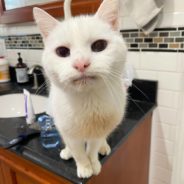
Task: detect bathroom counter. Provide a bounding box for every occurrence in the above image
[0,80,157,184]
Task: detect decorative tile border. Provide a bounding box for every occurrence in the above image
[3,27,184,52]
[121,27,184,52]
[4,34,43,49]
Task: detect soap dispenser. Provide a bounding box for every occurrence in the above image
[15,52,28,84]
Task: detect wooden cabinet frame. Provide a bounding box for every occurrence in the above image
[0,0,101,24]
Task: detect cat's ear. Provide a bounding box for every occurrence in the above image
[95,0,119,30]
[33,7,59,39]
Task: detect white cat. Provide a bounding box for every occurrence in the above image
[33,0,127,178]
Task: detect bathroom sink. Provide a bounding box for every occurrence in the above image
[0,93,47,118]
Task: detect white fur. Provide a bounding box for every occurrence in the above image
[33,0,127,178]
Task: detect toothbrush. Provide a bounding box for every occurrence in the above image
[3,130,40,149]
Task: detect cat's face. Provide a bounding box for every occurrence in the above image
[34,0,127,92]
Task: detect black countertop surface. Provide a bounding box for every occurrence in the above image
[0,80,157,184]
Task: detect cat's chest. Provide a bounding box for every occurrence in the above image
[52,88,125,138]
[63,101,122,138]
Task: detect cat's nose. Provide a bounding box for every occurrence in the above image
[73,59,91,73]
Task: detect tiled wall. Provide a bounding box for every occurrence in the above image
[4,34,43,49]
[127,50,184,184]
[3,27,184,52]
[120,0,184,183]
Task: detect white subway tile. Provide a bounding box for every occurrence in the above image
[16,24,39,35]
[6,22,40,35]
[163,0,184,13]
[155,122,177,142]
[119,16,138,30]
[6,26,17,35]
[0,39,6,56]
[155,138,174,156]
[119,0,130,17]
[150,178,168,184]
[0,25,7,36]
[153,152,173,171]
[156,107,178,125]
[157,72,183,91]
[177,53,184,72]
[140,52,178,72]
[163,0,173,13]
[161,12,184,28]
[120,12,184,30]
[135,70,158,80]
[152,166,172,183]
[126,51,140,69]
[26,50,43,64]
[158,90,180,109]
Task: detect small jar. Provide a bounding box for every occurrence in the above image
[0,56,10,83]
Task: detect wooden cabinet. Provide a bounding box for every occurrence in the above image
[0,0,101,24]
[0,149,71,184]
[0,113,152,184]
[88,114,152,184]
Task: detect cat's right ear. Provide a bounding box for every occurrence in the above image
[33,7,59,39]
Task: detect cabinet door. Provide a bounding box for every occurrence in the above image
[16,172,40,184]
[0,161,16,184]
[88,114,152,184]
[0,149,71,184]
[0,162,5,184]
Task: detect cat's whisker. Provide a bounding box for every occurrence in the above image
[101,75,122,108]
[127,95,146,114]
[100,75,115,103]
[131,83,151,102]
[35,84,48,95]
[109,71,151,102]
[34,82,47,95]
[34,78,50,95]
[107,77,125,108]
[106,76,146,114]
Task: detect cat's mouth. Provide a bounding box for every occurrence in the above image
[72,75,97,85]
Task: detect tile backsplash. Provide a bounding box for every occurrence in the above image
[4,34,43,49]
[122,27,184,52]
[3,27,184,52]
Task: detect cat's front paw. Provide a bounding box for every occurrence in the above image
[91,160,101,175]
[77,164,93,178]
[60,147,72,160]
[99,142,111,156]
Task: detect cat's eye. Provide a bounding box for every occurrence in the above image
[56,46,70,57]
[91,40,108,52]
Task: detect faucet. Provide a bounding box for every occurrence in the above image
[28,65,45,89]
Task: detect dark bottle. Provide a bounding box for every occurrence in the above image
[15,52,28,84]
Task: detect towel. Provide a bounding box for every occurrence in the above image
[124,0,165,34]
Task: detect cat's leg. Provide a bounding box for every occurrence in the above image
[64,137,93,178]
[60,146,72,160]
[87,139,103,175]
[99,139,111,156]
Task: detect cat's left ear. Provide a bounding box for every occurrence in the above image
[33,7,59,40]
[95,0,119,30]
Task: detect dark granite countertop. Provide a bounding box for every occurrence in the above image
[0,80,157,184]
